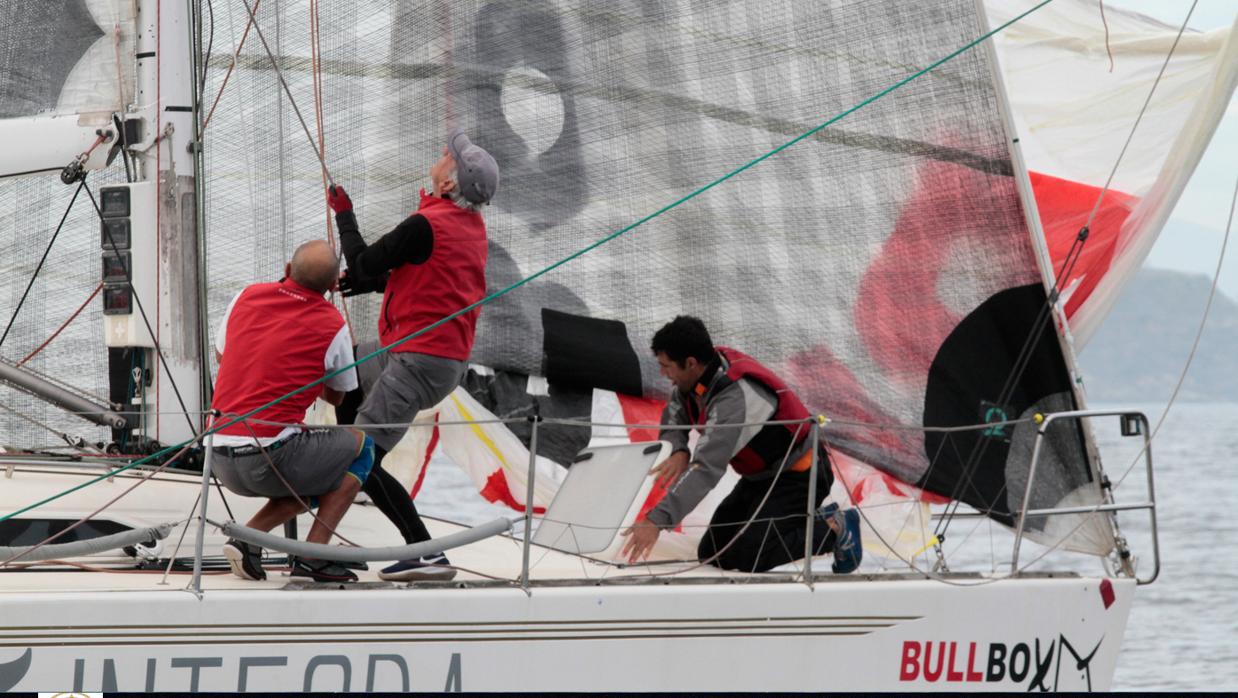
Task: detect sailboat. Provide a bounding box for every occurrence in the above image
[0,0,1233,691]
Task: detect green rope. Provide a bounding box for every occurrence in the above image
[0,0,1052,524]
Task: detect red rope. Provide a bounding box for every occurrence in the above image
[202,0,263,132]
[308,0,356,343]
[17,282,103,367]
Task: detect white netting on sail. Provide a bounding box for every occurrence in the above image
[0,0,1115,552]
[198,0,1103,545]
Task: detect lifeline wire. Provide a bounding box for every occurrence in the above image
[1015,168,1238,576]
[0,0,1055,524]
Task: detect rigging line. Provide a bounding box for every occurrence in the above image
[1084,0,1196,230]
[0,0,1055,522]
[198,0,216,133]
[201,0,262,132]
[933,236,1089,532]
[17,283,104,367]
[935,1,1198,538]
[965,165,1229,575]
[84,181,197,435]
[0,179,87,351]
[234,417,362,547]
[0,431,204,568]
[237,0,335,188]
[1115,170,1237,489]
[0,401,82,450]
[306,0,354,341]
[936,237,1092,518]
[1098,0,1115,73]
[161,489,199,584]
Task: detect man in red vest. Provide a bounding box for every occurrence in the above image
[620,315,863,574]
[326,129,497,582]
[211,240,376,583]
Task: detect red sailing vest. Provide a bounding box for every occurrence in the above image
[379,190,488,359]
[688,347,812,475]
[212,279,345,437]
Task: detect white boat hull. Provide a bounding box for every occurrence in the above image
[0,575,1132,692]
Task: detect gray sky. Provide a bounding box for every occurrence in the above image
[1107,0,1237,298]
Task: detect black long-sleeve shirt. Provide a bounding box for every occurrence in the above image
[335,209,434,285]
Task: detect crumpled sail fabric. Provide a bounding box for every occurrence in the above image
[198,0,1177,559]
[987,0,1238,346]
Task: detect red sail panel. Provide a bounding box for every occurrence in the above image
[1029,171,1137,319]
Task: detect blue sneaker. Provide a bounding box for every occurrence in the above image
[379,553,457,581]
[832,508,863,574]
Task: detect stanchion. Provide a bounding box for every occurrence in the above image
[519,416,540,591]
[803,420,820,587]
[190,415,215,596]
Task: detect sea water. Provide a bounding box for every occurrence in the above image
[412,401,1238,692]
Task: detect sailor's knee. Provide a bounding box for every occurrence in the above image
[346,434,376,487]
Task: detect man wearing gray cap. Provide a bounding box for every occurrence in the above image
[327,128,499,581]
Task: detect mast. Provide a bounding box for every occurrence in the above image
[103,0,203,447]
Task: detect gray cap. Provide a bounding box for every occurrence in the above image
[447,128,499,205]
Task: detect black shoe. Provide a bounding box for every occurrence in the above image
[378,553,457,582]
[222,538,266,581]
[290,557,358,583]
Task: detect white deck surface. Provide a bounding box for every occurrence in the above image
[0,458,753,595]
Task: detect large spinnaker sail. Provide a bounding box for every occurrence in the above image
[988,0,1238,346]
[200,0,1112,554]
[4,1,1226,561]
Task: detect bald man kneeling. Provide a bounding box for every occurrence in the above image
[210,240,375,583]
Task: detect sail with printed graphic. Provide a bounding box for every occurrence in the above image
[1,0,1234,562]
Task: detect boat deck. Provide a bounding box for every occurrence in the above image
[0,458,786,596]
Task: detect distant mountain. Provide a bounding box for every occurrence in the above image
[1078,267,1238,403]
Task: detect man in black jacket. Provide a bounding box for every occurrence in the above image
[327,129,498,582]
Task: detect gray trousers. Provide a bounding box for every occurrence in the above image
[355,340,467,451]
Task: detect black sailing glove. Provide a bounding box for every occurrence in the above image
[338,269,388,297]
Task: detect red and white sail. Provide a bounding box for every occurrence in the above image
[988,0,1238,345]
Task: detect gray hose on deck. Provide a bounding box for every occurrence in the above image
[219,517,515,562]
[0,523,173,563]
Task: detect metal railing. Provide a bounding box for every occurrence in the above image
[5,408,1155,593]
[1010,410,1159,584]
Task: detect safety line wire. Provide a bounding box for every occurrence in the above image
[1014,168,1238,577]
[0,429,205,567]
[0,0,1053,525]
